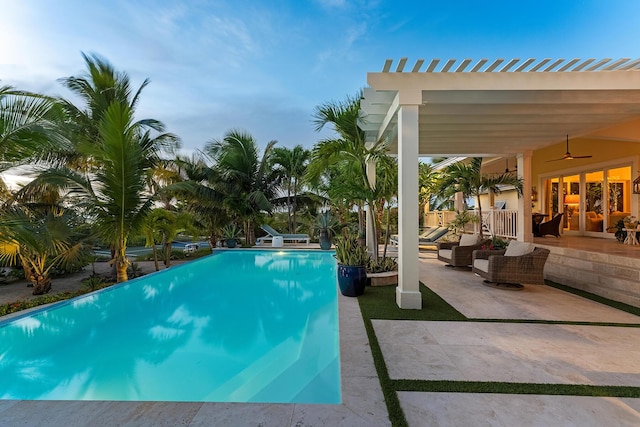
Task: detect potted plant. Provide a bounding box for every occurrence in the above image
[448,209,480,236]
[314,210,339,250]
[481,235,510,250]
[221,223,242,248]
[366,257,398,286]
[334,232,369,297]
[607,219,627,242]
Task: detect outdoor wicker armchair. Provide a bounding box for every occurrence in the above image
[535,213,563,237]
[437,235,491,268]
[472,246,550,290]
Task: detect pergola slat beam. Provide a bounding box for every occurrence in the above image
[455,59,472,72]
[604,58,631,70]
[514,58,535,72]
[585,58,612,71]
[557,58,580,72]
[529,58,551,72]
[499,59,520,72]
[470,59,487,72]
[426,59,440,72]
[396,57,408,72]
[571,58,596,71]
[543,58,565,72]
[441,59,456,72]
[485,59,504,72]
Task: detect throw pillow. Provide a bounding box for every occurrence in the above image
[459,234,478,247]
[504,241,534,257]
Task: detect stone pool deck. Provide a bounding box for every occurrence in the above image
[1,254,640,425]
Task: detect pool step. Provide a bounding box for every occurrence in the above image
[204,326,305,402]
[252,308,339,403]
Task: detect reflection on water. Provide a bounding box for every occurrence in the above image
[0,250,339,403]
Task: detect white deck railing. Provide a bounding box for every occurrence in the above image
[425,209,518,239]
[478,209,518,239]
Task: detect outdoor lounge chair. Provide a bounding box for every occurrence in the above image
[256,224,310,245]
[472,241,550,290]
[535,213,563,237]
[390,226,449,247]
[437,234,490,268]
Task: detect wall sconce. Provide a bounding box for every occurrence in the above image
[634,176,640,194]
[531,187,538,202]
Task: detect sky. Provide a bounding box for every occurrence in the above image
[2,0,640,155]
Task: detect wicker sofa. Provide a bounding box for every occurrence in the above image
[437,234,490,268]
[472,243,550,290]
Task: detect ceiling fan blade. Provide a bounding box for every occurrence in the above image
[545,135,593,161]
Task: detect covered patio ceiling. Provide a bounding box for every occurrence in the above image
[360,58,640,157]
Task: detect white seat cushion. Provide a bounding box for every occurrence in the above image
[438,249,453,261]
[504,241,534,257]
[459,234,478,247]
[473,259,489,273]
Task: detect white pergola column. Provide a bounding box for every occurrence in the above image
[396,104,422,309]
[517,153,533,242]
[365,159,376,255]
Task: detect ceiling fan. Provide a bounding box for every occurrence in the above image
[546,135,593,162]
[504,158,517,173]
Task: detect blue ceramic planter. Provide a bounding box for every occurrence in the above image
[337,264,367,297]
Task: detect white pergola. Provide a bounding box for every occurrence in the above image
[360,57,640,309]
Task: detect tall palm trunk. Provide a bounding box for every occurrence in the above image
[476,190,484,238]
[114,240,129,283]
[292,178,299,233]
[22,259,52,295]
[152,245,160,271]
[286,178,293,233]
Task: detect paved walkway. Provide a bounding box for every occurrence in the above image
[2,254,640,425]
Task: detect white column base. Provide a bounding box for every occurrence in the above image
[396,287,422,310]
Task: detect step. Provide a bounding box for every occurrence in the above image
[541,245,640,308]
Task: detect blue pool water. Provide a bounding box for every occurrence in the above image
[0,250,340,403]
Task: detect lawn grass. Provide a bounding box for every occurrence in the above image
[358,281,640,426]
[358,282,466,321]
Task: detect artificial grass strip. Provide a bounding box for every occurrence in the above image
[392,380,640,398]
[469,318,640,327]
[360,306,409,427]
[358,282,466,321]
[546,280,640,317]
[357,280,640,427]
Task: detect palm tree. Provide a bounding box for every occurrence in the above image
[205,130,279,245]
[271,145,310,233]
[162,153,228,248]
[144,208,195,269]
[24,55,178,282]
[307,93,390,260]
[0,85,67,195]
[0,205,85,295]
[436,157,523,237]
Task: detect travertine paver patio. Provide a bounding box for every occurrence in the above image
[379,253,640,426]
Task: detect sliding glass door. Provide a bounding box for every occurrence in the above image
[542,165,632,237]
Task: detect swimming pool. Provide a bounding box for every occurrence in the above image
[0,250,340,403]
